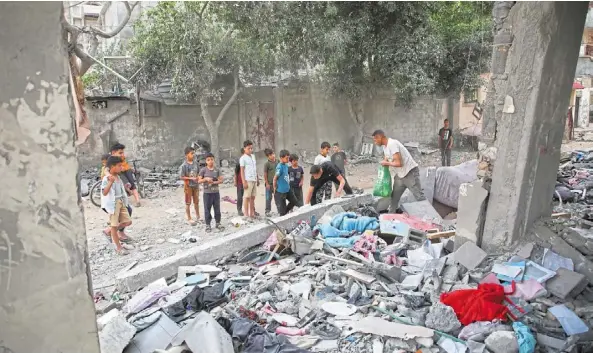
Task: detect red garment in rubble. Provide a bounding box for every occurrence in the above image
[440,283,509,326]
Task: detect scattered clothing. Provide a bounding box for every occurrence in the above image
[512,322,536,353]
[330,212,379,233]
[222,318,310,353]
[440,283,509,326]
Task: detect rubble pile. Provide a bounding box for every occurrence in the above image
[95,201,593,353]
[555,149,593,205]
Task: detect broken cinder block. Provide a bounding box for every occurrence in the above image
[453,241,487,270]
[546,267,588,300]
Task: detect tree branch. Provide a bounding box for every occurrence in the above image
[199,2,209,18]
[215,71,241,128]
[84,1,139,39]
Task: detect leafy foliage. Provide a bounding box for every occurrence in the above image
[219,1,492,106]
[130,1,276,103]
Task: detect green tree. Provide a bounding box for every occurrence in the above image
[130,1,275,156]
[220,2,491,151]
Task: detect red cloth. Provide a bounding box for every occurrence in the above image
[440,283,509,325]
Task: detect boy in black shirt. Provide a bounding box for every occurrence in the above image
[306,161,353,206]
[288,154,304,206]
[438,119,453,166]
[331,143,347,175]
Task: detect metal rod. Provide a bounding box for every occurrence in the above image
[85,52,129,82]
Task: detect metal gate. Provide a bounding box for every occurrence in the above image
[245,101,275,152]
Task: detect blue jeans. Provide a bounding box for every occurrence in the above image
[265,188,273,213]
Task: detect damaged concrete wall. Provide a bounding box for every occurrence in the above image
[0,2,100,353]
[79,83,445,168]
[481,2,588,252]
[77,99,241,168]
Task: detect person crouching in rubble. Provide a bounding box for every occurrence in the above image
[306,161,353,206]
[180,146,201,226]
[372,129,425,212]
[199,153,225,232]
[101,156,133,256]
[273,150,301,216]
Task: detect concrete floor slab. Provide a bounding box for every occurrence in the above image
[116,194,374,292]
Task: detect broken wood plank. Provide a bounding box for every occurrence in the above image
[427,230,456,240]
[551,212,571,219]
[341,268,376,284]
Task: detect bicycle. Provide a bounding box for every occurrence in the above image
[90,159,145,208]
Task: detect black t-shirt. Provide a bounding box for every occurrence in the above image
[310,161,342,187]
[439,128,453,149]
[331,151,347,174]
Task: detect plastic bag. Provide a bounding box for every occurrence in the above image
[373,166,392,197]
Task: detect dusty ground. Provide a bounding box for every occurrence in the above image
[84,148,479,290]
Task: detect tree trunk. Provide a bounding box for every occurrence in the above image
[347,99,365,153]
[200,96,220,158]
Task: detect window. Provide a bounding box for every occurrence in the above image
[143,101,161,117]
[464,89,478,104]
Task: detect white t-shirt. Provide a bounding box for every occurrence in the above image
[239,154,257,181]
[314,154,331,165]
[383,138,418,178]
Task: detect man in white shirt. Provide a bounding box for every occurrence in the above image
[239,140,259,218]
[372,129,425,212]
[314,141,333,203]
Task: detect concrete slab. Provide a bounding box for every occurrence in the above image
[401,200,443,225]
[453,241,487,270]
[533,225,593,284]
[545,267,588,300]
[455,181,488,250]
[117,194,374,292]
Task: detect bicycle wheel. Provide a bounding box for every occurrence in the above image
[89,180,102,208]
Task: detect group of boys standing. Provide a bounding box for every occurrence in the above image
[232,140,353,219]
[100,120,451,256]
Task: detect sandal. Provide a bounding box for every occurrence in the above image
[115,248,129,256]
[187,220,197,226]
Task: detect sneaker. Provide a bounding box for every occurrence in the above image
[205,225,212,232]
[238,211,244,216]
[265,211,271,217]
[216,224,225,231]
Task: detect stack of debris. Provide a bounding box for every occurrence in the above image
[95,201,592,353]
[555,149,593,205]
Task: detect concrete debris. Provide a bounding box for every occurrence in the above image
[484,331,519,353]
[453,241,487,270]
[96,196,593,353]
[98,309,137,353]
[424,302,462,333]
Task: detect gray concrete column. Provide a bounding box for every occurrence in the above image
[0,2,100,353]
[481,2,588,252]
